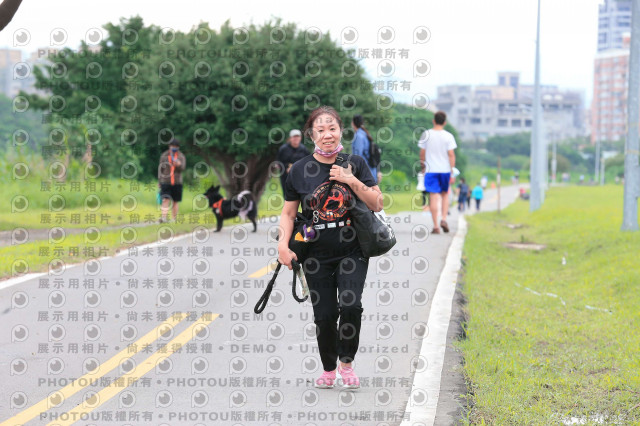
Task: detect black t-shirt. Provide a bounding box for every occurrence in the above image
[457,183,469,198]
[277,143,310,179]
[284,153,377,258]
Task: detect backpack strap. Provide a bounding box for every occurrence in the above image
[335,153,355,173]
[314,154,348,214]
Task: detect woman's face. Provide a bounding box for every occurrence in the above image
[312,113,342,152]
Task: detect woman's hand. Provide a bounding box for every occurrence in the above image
[329,163,356,185]
[278,246,298,270]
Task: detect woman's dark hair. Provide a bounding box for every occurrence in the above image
[352,114,373,142]
[303,106,343,141]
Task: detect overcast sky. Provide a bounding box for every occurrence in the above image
[1,0,601,107]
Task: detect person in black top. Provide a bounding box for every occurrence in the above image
[456,177,470,212]
[277,129,310,196]
[278,106,383,390]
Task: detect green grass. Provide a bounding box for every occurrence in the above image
[1,220,209,278]
[1,176,426,278]
[0,179,208,230]
[1,176,426,231]
[458,185,640,424]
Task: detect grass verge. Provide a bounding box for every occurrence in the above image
[2,177,427,279]
[457,185,640,424]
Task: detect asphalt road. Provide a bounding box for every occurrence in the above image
[0,185,525,426]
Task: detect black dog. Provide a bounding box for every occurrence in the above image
[204,185,258,232]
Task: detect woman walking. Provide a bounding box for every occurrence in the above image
[456,177,469,212]
[472,182,484,211]
[351,114,378,183]
[277,106,383,390]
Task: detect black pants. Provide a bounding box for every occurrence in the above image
[458,197,467,212]
[303,248,368,372]
[475,198,481,210]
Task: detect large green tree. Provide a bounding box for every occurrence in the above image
[22,16,160,178]
[130,19,386,198]
[25,17,389,199]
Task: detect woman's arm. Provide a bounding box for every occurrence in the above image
[350,180,383,212]
[277,200,300,269]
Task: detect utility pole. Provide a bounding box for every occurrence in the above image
[594,139,601,183]
[600,156,605,186]
[497,156,501,213]
[542,129,548,194]
[622,0,640,230]
[551,139,557,184]
[530,0,543,212]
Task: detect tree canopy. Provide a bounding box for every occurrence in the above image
[23,16,390,199]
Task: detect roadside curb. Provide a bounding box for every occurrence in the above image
[400,213,468,426]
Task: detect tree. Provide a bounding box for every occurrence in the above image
[23,17,389,197]
[486,132,531,157]
[22,16,160,179]
[0,93,46,151]
[130,19,387,198]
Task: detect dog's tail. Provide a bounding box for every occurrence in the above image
[236,190,254,220]
[238,201,254,220]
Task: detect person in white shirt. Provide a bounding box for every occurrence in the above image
[418,111,457,234]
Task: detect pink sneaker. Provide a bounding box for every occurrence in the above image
[315,370,336,389]
[337,364,360,390]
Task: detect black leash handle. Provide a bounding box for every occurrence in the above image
[254,262,282,314]
[253,260,307,314]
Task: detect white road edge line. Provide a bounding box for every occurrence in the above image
[400,213,468,426]
[0,222,248,292]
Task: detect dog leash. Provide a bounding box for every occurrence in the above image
[254,259,308,314]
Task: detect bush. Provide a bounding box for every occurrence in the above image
[502,154,529,171]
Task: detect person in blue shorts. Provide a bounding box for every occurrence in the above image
[418,111,457,234]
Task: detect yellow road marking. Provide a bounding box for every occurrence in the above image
[248,261,278,278]
[47,313,219,426]
[1,313,190,426]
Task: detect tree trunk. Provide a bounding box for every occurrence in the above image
[82,143,93,164]
[196,147,277,203]
[247,154,276,201]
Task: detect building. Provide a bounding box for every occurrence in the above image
[0,48,23,98]
[0,48,57,99]
[591,33,630,144]
[434,72,585,143]
[597,0,632,52]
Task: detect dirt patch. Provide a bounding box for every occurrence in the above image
[505,223,525,229]
[503,242,546,251]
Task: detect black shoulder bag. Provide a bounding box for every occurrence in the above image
[338,154,397,258]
